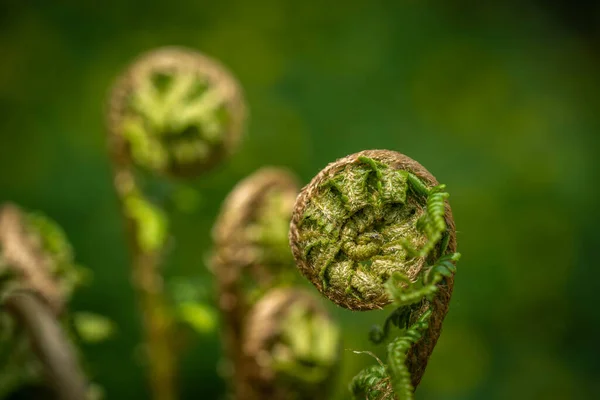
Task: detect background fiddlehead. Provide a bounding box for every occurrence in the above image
[212,167,340,399]
[107,46,246,177]
[289,149,458,398]
[212,167,300,293]
[0,204,89,400]
[242,288,340,400]
[106,46,247,400]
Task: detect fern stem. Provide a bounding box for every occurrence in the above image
[106,47,247,400]
[111,166,177,400]
[3,290,88,400]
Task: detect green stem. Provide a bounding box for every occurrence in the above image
[112,166,177,400]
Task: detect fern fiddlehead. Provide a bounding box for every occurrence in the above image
[289,149,459,398]
[243,288,340,400]
[0,203,88,400]
[212,168,340,399]
[106,46,246,400]
[107,46,246,177]
[212,167,300,292]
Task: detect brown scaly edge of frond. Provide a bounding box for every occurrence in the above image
[289,149,457,390]
[213,167,299,274]
[211,168,299,399]
[105,46,247,177]
[0,203,64,314]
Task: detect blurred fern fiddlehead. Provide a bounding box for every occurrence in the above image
[106,46,246,400]
[212,168,340,399]
[243,288,340,400]
[289,150,459,399]
[0,203,88,400]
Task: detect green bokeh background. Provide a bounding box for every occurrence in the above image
[1,1,599,398]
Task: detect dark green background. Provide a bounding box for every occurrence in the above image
[1,1,599,398]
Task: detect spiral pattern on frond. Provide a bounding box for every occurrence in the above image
[290,150,456,311]
[243,288,340,400]
[290,149,457,390]
[107,46,246,177]
[349,365,390,400]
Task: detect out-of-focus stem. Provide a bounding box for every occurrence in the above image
[213,253,246,399]
[3,290,88,400]
[112,166,177,400]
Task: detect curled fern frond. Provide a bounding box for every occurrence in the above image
[212,168,304,399]
[107,46,247,177]
[289,149,456,311]
[243,288,340,400]
[213,167,300,292]
[0,203,81,313]
[105,46,248,400]
[0,204,91,399]
[289,149,458,392]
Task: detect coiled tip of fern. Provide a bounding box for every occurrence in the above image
[0,203,77,314]
[289,149,457,389]
[107,46,247,177]
[242,288,340,399]
[212,167,300,290]
[289,149,456,311]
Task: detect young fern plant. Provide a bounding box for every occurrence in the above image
[289,150,459,399]
[212,168,341,400]
[243,288,340,400]
[106,46,246,400]
[0,203,89,400]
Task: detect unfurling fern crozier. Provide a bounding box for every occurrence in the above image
[243,288,340,400]
[212,168,306,399]
[289,149,457,390]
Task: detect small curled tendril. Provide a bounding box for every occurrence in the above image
[349,365,389,400]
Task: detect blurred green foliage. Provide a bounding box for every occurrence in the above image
[0,0,598,398]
